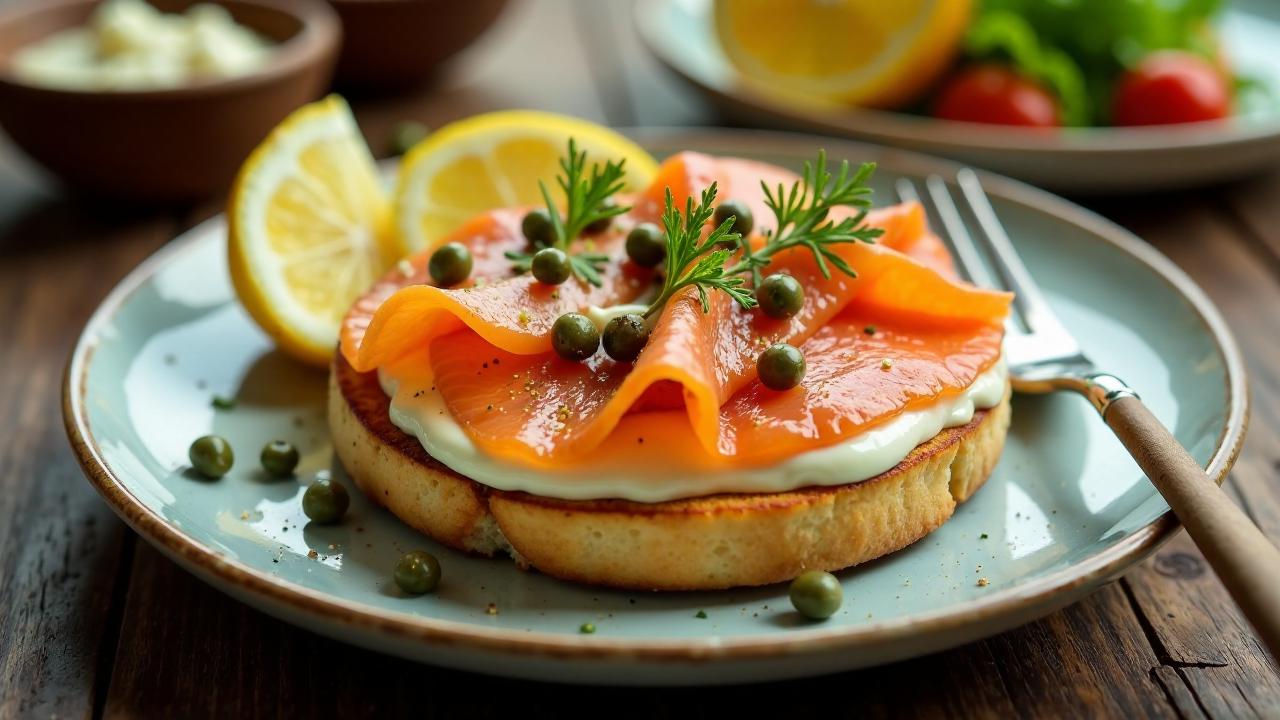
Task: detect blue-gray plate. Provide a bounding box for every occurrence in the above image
[64,130,1246,685]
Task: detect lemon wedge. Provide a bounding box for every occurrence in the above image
[714,0,971,108]
[393,110,659,253]
[228,95,396,367]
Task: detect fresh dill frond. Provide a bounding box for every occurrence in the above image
[729,150,884,285]
[505,138,630,286]
[549,138,630,242]
[643,185,755,319]
[568,252,611,287]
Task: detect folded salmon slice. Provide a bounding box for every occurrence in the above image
[341,153,798,368]
[340,152,1011,470]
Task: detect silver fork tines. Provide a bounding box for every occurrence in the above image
[896,171,1134,415]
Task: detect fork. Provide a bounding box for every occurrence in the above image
[898,169,1280,660]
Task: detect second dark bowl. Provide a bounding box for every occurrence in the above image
[329,0,508,92]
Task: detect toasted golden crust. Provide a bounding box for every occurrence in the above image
[329,354,1010,590]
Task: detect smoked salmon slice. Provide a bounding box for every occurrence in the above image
[340,152,1011,470]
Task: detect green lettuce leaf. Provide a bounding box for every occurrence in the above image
[964,0,1226,125]
[965,11,1091,126]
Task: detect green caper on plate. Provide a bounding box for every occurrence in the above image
[188,435,233,479]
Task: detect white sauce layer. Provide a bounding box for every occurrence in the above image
[377,352,1007,503]
[585,303,650,329]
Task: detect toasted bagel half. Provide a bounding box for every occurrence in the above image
[329,354,1010,591]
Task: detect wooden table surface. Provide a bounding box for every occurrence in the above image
[2,1,1279,717]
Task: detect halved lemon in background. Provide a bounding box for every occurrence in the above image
[393,110,659,253]
[228,95,396,367]
[714,0,971,108]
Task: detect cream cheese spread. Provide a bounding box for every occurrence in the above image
[376,349,1007,503]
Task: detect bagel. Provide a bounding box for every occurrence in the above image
[329,353,1010,591]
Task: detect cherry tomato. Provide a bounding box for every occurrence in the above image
[1112,51,1231,126]
[932,65,1061,127]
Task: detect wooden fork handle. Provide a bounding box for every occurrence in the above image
[1105,395,1280,660]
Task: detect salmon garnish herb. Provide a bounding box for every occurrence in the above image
[505,138,629,286]
[644,183,751,318]
[641,151,884,322]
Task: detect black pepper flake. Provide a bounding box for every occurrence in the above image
[493,358,501,365]
[483,362,489,369]
[637,437,645,444]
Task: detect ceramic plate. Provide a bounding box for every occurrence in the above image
[64,130,1246,686]
[637,0,1280,193]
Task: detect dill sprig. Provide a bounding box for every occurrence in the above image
[640,151,883,320]
[643,185,755,319]
[505,138,630,286]
[729,151,883,286]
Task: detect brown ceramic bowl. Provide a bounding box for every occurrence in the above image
[328,0,507,92]
[0,0,340,202]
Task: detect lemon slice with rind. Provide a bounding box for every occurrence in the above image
[393,110,659,253]
[228,95,395,367]
[714,0,971,108]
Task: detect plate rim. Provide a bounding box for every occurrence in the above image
[62,128,1249,663]
[635,0,1280,155]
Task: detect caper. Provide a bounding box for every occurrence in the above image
[714,199,754,238]
[260,440,299,478]
[757,342,806,391]
[602,314,650,362]
[789,569,843,620]
[302,478,349,524]
[522,208,556,248]
[531,247,571,285]
[188,435,233,479]
[428,242,472,287]
[551,312,600,361]
[757,273,805,320]
[394,550,442,595]
[389,120,428,156]
[583,199,616,235]
[625,222,665,268]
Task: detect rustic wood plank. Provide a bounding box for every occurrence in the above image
[1124,535,1280,718]
[1152,665,1209,720]
[1219,170,1280,271]
[0,134,177,718]
[1127,534,1280,677]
